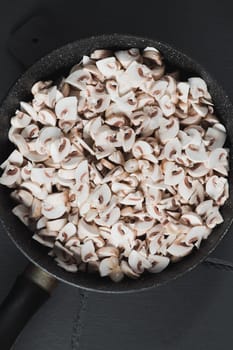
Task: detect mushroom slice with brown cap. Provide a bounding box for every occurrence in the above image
[81,240,98,263]
[196,200,213,217]
[164,161,184,186]
[75,159,89,185]
[33,233,54,248]
[96,57,119,78]
[30,168,54,185]
[206,175,227,201]
[50,137,71,163]
[143,47,163,66]
[159,117,179,144]
[65,69,92,90]
[37,126,62,152]
[117,127,135,152]
[206,207,223,228]
[167,241,193,258]
[91,50,113,60]
[124,159,138,173]
[84,86,111,114]
[0,164,20,187]
[108,150,124,165]
[132,140,153,159]
[216,181,229,206]
[21,124,39,139]
[11,111,32,128]
[149,234,164,254]
[120,260,140,279]
[145,80,167,100]
[177,82,189,103]
[119,61,152,91]
[55,96,78,121]
[120,191,144,206]
[189,180,204,205]
[21,162,32,181]
[188,77,208,99]
[185,226,209,248]
[110,222,135,250]
[41,201,67,220]
[148,255,170,273]
[58,169,75,180]
[46,218,67,232]
[99,257,124,282]
[109,91,137,117]
[187,163,209,178]
[37,216,48,230]
[11,189,33,207]
[206,128,226,150]
[77,218,99,240]
[42,192,67,215]
[181,212,202,226]
[94,206,121,227]
[31,80,52,95]
[115,48,140,68]
[1,150,23,169]
[158,94,176,117]
[37,108,56,126]
[177,177,195,201]
[128,250,151,274]
[164,138,182,161]
[57,223,76,242]
[20,102,37,120]
[12,204,30,226]
[185,143,208,163]
[90,183,112,209]
[97,246,119,259]
[133,217,155,236]
[191,103,208,117]
[105,79,119,101]
[208,148,228,176]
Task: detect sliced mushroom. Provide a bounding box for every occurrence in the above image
[159,117,179,143]
[12,204,30,226]
[11,189,33,207]
[148,255,170,273]
[185,143,208,163]
[206,175,227,201]
[115,48,140,68]
[96,57,119,78]
[120,260,140,279]
[128,250,151,274]
[50,137,71,163]
[57,223,76,242]
[0,164,20,186]
[55,96,78,121]
[185,226,209,248]
[46,218,67,232]
[164,161,184,186]
[81,240,98,262]
[164,138,182,161]
[65,69,92,90]
[99,257,124,282]
[208,148,228,176]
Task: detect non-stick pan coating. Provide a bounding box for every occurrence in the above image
[0,34,232,293]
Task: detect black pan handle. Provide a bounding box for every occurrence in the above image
[0,264,57,349]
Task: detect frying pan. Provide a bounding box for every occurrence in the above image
[0,34,233,349]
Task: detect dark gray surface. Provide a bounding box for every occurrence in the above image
[1,0,233,349]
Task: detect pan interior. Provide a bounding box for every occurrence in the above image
[0,34,233,293]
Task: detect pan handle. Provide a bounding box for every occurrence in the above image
[0,263,57,349]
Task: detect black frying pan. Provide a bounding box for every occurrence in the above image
[0,34,233,349]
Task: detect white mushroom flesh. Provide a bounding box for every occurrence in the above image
[0,46,229,281]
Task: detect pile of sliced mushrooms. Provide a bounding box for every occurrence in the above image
[0,47,229,282]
